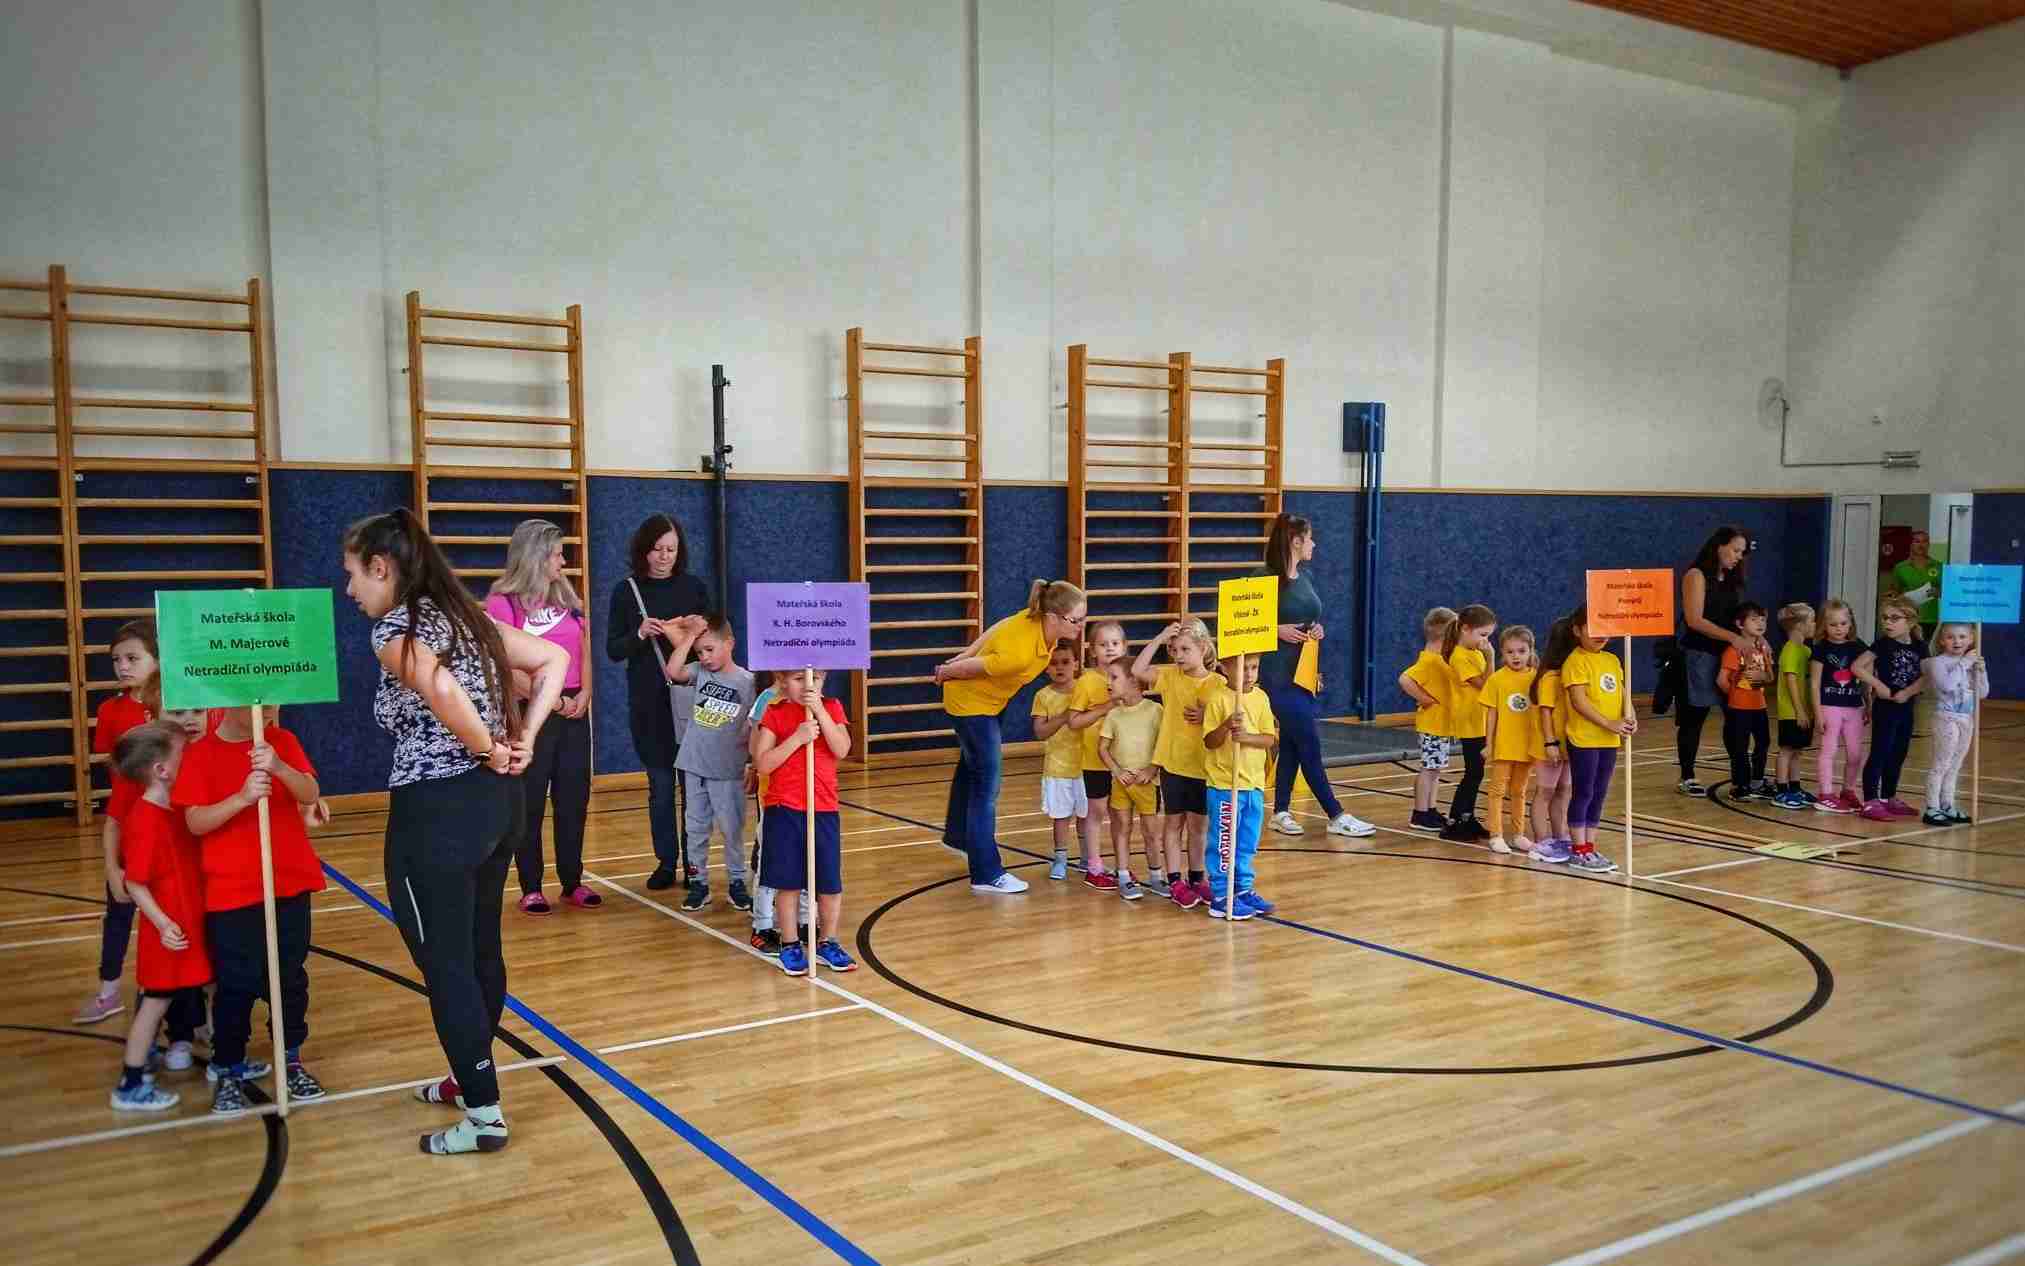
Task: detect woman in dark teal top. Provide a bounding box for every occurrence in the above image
[1258,514,1374,839]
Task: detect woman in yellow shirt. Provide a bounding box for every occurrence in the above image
[1562,604,1638,874]
[934,579,1087,895]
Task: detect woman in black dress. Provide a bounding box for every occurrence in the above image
[606,514,710,889]
[1675,526,1752,796]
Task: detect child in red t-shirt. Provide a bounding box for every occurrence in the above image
[75,620,160,1026]
[172,704,329,1115]
[108,721,211,1111]
[752,670,853,978]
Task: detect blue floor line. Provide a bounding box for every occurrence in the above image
[1263,911,2024,1127]
[321,862,882,1265]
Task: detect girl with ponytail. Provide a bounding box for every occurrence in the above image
[934,579,1088,895]
[341,508,569,1155]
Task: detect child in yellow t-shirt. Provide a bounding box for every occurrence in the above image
[1097,661,1163,902]
[1201,653,1278,920]
[1525,619,1576,865]
[1133,619,1223,909]
[1441,604,1498,843]
[1481,626,1541,855]
[1397,606,1459,833]
[1066,620,1129,888]
[1562,604,1637,873]
[1030,645,1088,882]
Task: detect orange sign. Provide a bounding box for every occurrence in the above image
[1585,569,1675,637]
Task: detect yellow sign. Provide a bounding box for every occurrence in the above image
[1293,637,1320,692]
[1216,575,1278,658]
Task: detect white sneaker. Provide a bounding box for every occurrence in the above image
[1512,836,1534,854]
[971,872,1030,895]
[1488,836,1512,854]
[1270,811,1305,837]
[1326,813,1376,838]
[163,1040,194,1071]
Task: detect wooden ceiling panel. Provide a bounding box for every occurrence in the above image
[1576,1,2025,68]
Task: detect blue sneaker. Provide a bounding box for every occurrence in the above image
[1772,789,1809,811]
[1237,890,1275,915]
[1048,852,1069,881]
[814,939,857,972]
[208,1058,271,1084]
[1529,838,1572,864]
[778,942,810,976]
[1206,892,1253,921]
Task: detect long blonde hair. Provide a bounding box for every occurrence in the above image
[1026,579,1085,619]
[490,519,581,613]
[1819,598,1856,641]
[1930,621,1978,655]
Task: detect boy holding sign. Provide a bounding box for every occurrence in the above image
[752,670,854,977]
[1201,653,1278,920]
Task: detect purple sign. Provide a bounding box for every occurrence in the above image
[745,581,872,670]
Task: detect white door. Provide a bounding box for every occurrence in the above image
[1829,494,1881,641]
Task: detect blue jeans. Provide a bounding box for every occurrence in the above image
[1205,787,1263,900]
[944,712,1006,884]
[1267,684,1343,819]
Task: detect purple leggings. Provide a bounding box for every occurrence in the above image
[1567,745,1619,830]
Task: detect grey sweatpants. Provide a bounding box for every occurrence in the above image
[682,772,748,886]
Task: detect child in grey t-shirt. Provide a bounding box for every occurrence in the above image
[667,615,756,912]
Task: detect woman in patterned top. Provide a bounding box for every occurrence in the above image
[342,509,568,1156]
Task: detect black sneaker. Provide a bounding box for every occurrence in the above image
[1921,809,1952,827]
[749,927,783,957]
[1409,809,1447,833]
[1730,788,1753,802]
[1749,780,1778,800]
[645,865,677,891]
[1677,780,1707,797]
[680,882,710,912]
[211,1075,250,1117]
[1438,819,1474,842]
[728,880,752,912]
[1464,815,1492,841]
[285,1062,326,1102]
[1946,810,1973,825]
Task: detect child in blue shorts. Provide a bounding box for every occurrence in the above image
[751,669,854,976]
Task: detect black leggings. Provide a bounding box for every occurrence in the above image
[1450,737,1487,819]
[98,886,135,983]
[386,767,516,1109]
[515,707,591,894]
[1863,700,1915,801]
[1677,704,1712,782]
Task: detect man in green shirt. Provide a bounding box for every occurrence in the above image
[1892,530,1943,629]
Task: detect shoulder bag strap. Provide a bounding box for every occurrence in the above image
[627,577,687,744]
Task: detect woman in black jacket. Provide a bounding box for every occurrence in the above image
[606,514,709,888]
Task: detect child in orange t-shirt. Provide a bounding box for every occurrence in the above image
[752,670,853,978]
[75,619,160,1026]
[172,705,329,1115]
[108,722,211,1111]
[1717,602,1775,802]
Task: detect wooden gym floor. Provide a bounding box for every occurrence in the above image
[2,710,2021,1266]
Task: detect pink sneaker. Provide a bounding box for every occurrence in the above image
[73,988,124,1025]
[1170,878,1201,909]
[1842,789,1867,812]
[1815,790,1856,814]
[1084,871,1118,891]
[1884,798,1918,818]
[563,885,603,908]
[1859,799,1894,822]
[518,891,552,916]
[1192,879,1214,908]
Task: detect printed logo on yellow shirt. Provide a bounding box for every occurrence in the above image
[1599,672,1619,694]
[1505,692,1530,713]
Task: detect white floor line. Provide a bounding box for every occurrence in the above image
[1643,856,1774,880]
[587,871,1427,1266]
[1641,877,2025,955]
[1545,1099,2025,1266]
[299,1055,566,1108]
[1945,1232,2025,1266]
[0,932,101,952]
[0,911,99,930]
[597,1005,864,1055]
[0,1100,282,1158]
[1865,810,2025,846]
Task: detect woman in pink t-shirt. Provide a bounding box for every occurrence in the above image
[486,520,597,914]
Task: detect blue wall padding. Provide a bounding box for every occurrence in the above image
[1971,492,2023,701]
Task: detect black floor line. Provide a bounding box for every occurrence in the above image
[305,945,701,1266]
[0,883,108,906]
[0,1023,287,1266]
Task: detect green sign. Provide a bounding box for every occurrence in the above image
[156,588,340,711]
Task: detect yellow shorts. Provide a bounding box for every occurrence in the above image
[1109,779,1159,815]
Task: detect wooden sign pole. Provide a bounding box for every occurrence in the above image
[1225,660,1243,922]
[250,704,289,1116]
[1972,622,1983,822]
[1623,635,1634,880]
[805,666,818,959]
